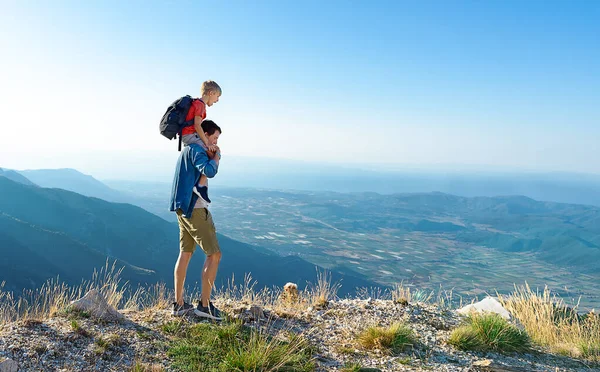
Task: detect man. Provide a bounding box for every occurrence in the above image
[169,120,223,320]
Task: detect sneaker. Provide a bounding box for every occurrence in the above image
[194,301,223,320]
[172,301,195,316]
[193,185,211,203]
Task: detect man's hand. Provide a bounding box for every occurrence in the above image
[208,145,221,160]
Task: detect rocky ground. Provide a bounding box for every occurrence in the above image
[0,298,597,371]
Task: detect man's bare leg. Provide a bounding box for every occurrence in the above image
[201,251,222,307]
[174,251,193,305]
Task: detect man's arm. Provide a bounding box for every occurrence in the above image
[190,146,219,178]
[210,146,220,167]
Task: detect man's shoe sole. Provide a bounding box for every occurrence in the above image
[194,309,222,320]
[172,308,194,316]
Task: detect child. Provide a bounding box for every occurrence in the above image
[180,80,222,203]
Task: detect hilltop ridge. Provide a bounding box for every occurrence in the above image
[0,274,597,372]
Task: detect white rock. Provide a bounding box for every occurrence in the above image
[457,296,511,320]
[0,358,18,372]
[70,289,124,321]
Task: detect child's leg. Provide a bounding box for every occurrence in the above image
[181,134,201,147]
[194,175,211,203]
[182,133,211,202]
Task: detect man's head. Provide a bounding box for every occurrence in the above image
[201,80,222,107]
[201,120,222,146]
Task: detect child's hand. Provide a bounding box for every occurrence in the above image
[208,144,219,153]
[208,146,221,160]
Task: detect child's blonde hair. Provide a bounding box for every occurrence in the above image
[201,80,222,96]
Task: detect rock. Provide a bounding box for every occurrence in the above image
[70,289,124,321]
[471,359,531,371]
[248,305,265,320]
[232,305,266,321]
[457,296,511,320]
[0,358,18,372]
[232,306,247,314]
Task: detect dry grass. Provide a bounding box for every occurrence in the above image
[217,273,273,306]
[355,282,461,311]
[1,279,72,324]
[391,282,412,305]
[124,282,172,312]
[129,361,164,372]
[0,261,134,326]
[215,269,341,318]
[356,286,388,301]
[306,269,341,309]
[499,283,600,361]
[1,264,343,328]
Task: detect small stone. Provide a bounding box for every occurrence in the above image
[247,305,265,320]
[0,358,18,372]
[471,359,531,371]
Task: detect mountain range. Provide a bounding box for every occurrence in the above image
[3,167,599,309]
[0,175,375,295]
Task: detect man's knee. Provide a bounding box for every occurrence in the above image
[209,251,222,261]
[177,251,193,263]
[175,252,192,270]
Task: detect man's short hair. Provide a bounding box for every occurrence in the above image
[201,120,222,136]
[201,80,222,96]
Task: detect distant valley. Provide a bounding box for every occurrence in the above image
[107,179,600,310]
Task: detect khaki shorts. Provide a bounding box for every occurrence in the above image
[176,208,220,255]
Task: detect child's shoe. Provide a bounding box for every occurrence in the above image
[193,185,211,203]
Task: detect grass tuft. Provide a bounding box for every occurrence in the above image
[357,323,416,353]
[448,313,529,353]
[166,321,314,372]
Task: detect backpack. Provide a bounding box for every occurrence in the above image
[159,95,196,151]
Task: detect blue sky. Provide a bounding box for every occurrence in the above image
[1,1,599,179]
